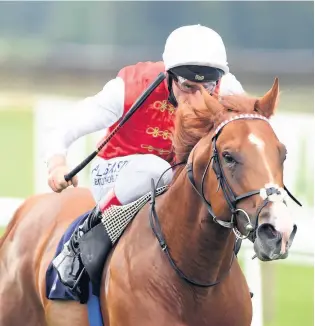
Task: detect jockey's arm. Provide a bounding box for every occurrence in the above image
[45,77,125,169]
[219,72,245,96]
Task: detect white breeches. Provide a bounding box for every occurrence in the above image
[90,154,173,204]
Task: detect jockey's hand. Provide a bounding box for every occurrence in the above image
[47,155,78,193]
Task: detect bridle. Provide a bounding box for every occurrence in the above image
[150,114,301,287]
[188,114,301,241]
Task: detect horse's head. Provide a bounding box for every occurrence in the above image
[173,78,298,262]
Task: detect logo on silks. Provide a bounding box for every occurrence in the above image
[195,74,205,81]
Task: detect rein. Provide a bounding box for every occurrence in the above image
[149,177,235,288]
[149,114,301,288]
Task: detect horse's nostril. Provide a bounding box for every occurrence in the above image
[257,223,281,241]
[254,223,283,260]
[265,224,278,238]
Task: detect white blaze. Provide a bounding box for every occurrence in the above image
[248,133,294,253]
[248,132,274,182]
[248,133,264,149]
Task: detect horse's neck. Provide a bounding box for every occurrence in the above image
[159,169,235,285]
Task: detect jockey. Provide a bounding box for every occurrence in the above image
[45,24,245,297]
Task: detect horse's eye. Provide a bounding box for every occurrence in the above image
[222,151,237,165]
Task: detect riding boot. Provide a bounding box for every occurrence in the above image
[52,190,122,299]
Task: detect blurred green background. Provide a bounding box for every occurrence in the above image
[0,2,313,325]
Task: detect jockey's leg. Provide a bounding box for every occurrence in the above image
[82,153,173,232]
[54,154,172,298]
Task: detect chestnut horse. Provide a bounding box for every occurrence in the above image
[0,78,298,326]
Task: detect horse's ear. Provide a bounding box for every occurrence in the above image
[256,77,279,118]
[200,85,223,115]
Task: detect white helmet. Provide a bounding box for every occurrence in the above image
[162,24,229,75]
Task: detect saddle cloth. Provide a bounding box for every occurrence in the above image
[46,211,91,301]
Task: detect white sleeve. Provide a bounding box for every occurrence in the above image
[44,76,125,162]
[219,73,245,96]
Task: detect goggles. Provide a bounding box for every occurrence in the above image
[175,75,217,95]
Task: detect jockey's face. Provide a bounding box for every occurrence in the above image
[172,76,217,104]
[172,80,208,109]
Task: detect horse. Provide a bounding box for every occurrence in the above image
[0,77,299,326]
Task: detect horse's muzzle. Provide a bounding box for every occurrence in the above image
[253,223,297,261]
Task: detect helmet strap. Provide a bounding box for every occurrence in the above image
[167,73,178,107]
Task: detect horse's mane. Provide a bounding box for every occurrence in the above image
[172,94,261,163]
